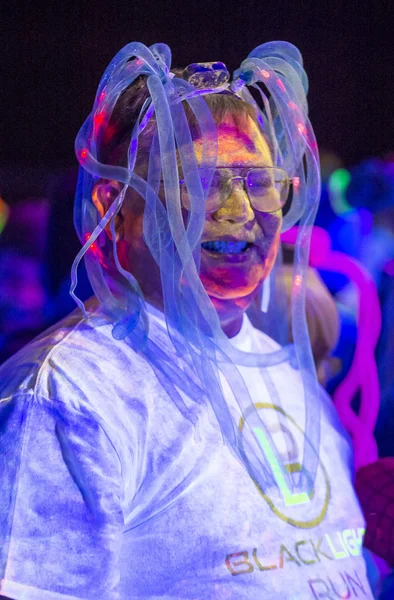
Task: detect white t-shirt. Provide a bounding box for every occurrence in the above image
[0,302,373,599]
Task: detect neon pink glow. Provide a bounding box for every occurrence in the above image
[99,91,106,102]
[293,274,302,288]
[297,122,306,135]
[281,226,381,471]
[293,176,300,188]
[276,78,286,92]
[84,232,107,266]
[94,111,105,127]
[85,233,95,250]
[93,111,105,137]
[261,69,270,79]
[288,101,297,110]
[80,148,88,160]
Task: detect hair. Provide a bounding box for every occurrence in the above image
[99,69,266,168]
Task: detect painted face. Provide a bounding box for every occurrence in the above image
[193,115,282,331]
[117,114,282,335]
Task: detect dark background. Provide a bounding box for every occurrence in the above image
[2,0,393,172]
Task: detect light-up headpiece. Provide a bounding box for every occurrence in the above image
[72,42,321,498]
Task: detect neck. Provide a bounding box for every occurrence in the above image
[220,314,244,338]
[143,290,246,339]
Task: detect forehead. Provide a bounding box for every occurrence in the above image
[193,115,272,167]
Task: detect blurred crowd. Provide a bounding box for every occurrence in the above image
[0,168,92,364]
[1,152,394,596]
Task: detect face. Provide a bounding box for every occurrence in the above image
[96,114,282,336]
[193,115,282,332]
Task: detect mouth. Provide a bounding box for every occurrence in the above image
[201,240,254,255]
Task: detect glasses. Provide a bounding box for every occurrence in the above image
[180,166,291,213]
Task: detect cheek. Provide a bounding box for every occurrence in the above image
[263,229,281,274]
[119,209,151,273]
[260,214,282,271]
[256,212,282,269]
[256,211,282,240]
[123,208,145,250]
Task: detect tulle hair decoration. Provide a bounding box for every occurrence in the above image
[71,41,322,499]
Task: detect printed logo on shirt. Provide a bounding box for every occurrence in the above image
[238,403,330,529]
[224,528,370,598]
[225,526,365,575]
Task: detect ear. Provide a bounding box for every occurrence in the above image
[91,180,124,240]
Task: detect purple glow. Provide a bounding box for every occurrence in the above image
[281,226,381,470]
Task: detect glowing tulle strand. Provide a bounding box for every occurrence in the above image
[72,41,321,496]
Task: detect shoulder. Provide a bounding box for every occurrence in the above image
[0,309,86,399]
[0,305,142,413]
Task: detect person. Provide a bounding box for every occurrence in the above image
[0,42,374,599]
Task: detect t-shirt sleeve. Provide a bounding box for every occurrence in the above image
[0,393,124,600]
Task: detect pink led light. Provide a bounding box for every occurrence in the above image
[297,122,306,135]
[288,101,297,110]
[84,233,106,266]
[276,78,286,92]
[294,275,302,287]
[80,148,88,160]
[293,176,300,188]
[99,91,106,102]
[94,111,105,126]
[261,69,270,79]
[85,233,95,250]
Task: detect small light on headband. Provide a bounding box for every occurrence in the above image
[183,62,230,89]
[294,274,303,288]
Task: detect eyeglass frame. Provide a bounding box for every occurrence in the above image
[178,165,293,214]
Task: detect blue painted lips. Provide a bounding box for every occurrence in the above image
[201,240,251,254]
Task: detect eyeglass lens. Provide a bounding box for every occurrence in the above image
[182,167,289,213]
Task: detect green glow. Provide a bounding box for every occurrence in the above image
[253,427,310,507]
[329,168,350,193]
[328,168,353,215]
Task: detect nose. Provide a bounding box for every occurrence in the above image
[212,180,255,225]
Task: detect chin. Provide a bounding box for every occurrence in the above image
[200,263,265,297]
[208,285,261,319]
